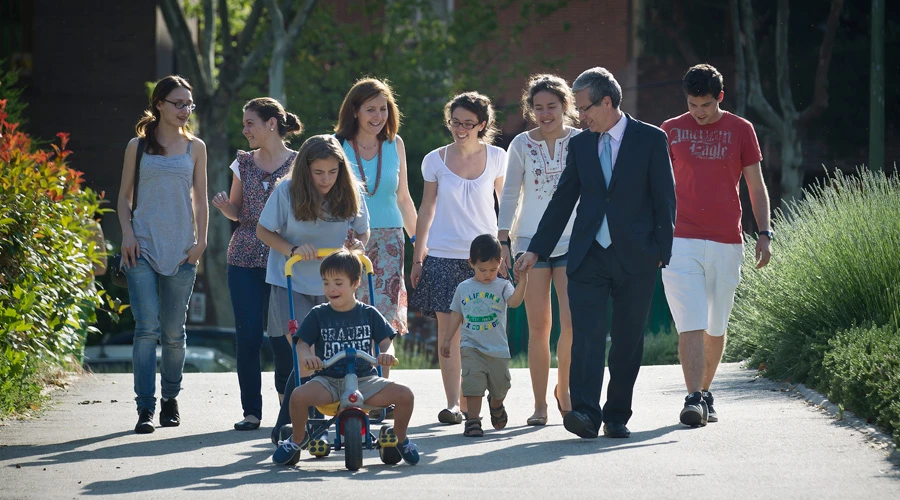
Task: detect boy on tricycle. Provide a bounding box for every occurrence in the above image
[272,249,419,468]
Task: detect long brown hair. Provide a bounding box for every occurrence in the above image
[135,75,195,155]
[334,78,401,142]
[287,135,360,221]
[522,74,578,127]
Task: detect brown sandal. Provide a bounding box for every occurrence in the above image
[463,418,483,437]
[487,395,508,430]
[554,384,569,418]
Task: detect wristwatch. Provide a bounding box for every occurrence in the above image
[759,230,774,240]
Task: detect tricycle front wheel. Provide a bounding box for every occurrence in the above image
[343,416,363,471]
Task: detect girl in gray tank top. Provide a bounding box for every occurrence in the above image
[116,75,209,435]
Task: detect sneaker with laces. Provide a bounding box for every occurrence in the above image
[679,391,708,427]
[702,391,718,423]
[398,437,419,465]
[134,409,155,434]
[272,434,310,466]
[159,398,180,427]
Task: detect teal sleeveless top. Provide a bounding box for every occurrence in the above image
[343,138,403,229]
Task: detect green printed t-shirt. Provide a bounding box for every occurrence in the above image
[450,277,515,359]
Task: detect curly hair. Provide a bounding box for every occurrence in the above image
[521,74,578,126]
[443,91,500,144]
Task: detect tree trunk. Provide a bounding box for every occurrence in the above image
[199,100,234,327]
[779,125,803,206]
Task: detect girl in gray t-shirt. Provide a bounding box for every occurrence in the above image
[257,135,370,417]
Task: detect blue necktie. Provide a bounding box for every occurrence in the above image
[596,133,613,248]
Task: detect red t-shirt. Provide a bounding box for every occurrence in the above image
[661,111,763,244]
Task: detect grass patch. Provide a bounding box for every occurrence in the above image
[642,323,679,366]
[394,323,679,370]
[392,335,438,370]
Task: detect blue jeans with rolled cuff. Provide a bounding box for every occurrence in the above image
[126,257,196,413]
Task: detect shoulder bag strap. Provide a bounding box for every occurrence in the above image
[133,139,144,211]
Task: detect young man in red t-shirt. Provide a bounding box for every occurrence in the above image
[660,64,773,427]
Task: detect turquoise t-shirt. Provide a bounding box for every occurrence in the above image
[343,138,403,229]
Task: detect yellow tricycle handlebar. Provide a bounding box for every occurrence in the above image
[284,248,374,277]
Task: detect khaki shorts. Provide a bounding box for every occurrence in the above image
[461,347,511,399]
[309,375,392,411]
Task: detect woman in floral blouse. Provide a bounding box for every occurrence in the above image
[498,75,580,426]
[212,97,301,431]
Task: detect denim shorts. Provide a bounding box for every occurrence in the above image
[516,252,568,269]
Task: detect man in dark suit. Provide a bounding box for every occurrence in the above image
[515,67,676,439]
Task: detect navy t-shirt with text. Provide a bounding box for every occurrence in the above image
[294,302,395,378]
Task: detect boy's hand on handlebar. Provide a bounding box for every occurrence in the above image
[303,356,323,371]
[377,353,398,367]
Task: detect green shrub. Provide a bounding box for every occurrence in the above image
[0,98,108,416]
[726,168,900,383]
[820,324,900,445]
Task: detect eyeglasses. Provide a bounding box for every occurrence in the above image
[447,119,481,130]
[164,99,196,111]
[576,100,601,114]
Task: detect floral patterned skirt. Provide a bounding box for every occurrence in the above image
[408,254,474,318]
[358,228,408,334]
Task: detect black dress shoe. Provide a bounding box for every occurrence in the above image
[234,419,261,431]
[602,422,631,438]
[563,411,599,439]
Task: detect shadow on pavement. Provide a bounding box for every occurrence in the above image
[39,422,683,494]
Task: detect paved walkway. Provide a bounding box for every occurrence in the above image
[1,363,898,499]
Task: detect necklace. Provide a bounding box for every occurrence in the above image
[351,138,383,197]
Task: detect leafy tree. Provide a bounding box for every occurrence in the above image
[158,0,318,325]
[163,0,568,325]
[644,0,845,207]
[734,0,844,205]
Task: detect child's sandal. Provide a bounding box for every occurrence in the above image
[463,418,484,437]
[487,395,508,430]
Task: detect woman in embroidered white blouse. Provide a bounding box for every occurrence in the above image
[498,74,580,426]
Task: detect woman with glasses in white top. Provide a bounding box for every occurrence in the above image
[410,92,507,425]
[498,74,580,425]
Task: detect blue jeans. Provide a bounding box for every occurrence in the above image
[126,257,196,412]
[227,265,270,420]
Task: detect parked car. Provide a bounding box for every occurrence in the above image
[83,344,237,373]
[86,326,275,373]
